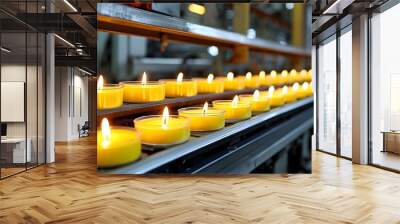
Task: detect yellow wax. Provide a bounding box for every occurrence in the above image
[298,70,308,83]
[97,128,141,168]
[307,84,313,96]
[260,91,284,107]
[134,116,190,145]
[213,100,251,123]
[219,77,245,91]
[163,79,197,97]
[260,75,273,86]
[306,70,312,82]
[178,108,225,131]
[239,95,270,113]
[296,88,308,99]
[280,88,297,103]
[97,85,123,110]
[194,78,224,94]
[289,70,297,84]
[240,75,260,89]
[280,71,290,85]
[121,81,165,103]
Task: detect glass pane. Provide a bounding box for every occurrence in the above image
[371,4,400,171]
[38,33,45,165]
[1,30,27,177]
[27,31,38,169]
[317,37,337,154]
[339,29,352,158]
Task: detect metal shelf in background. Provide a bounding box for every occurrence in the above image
[97,3,311,59]
[97,87,271,121]
[99,97,313,174]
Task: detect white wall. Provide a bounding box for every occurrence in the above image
[54,67,89,141]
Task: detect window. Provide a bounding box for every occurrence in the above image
[317,36,337,154]
[370,3,400,171]
[339,28,352,158]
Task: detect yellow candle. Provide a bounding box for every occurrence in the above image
[219,72,245,90]
[213,95,251,123]
[306,82,313,96]
[307,69,312,82]
[195,74,224,94]
[178,102,225,132]
[281,85,297,103]
[97,75,123,110]
[97,118,141,168]
[292,82,303,99]
[134,107,190,146]
[299,69,308,83]
[280,70,289,85]
[121,72,165,103]
[297,82,308,99]
[261,86,284,107]
[242,72,260,89]
[163,72,197,97]
[289,69,297,84]
[270,70,282,86]
[239,90,270,113]
[259,71,271,86]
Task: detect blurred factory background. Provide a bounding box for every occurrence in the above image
[98,3,312,83]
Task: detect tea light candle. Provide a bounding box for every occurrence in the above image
[163,72,197,97]
[97,118,141,168]
[97,75,123,110]
[195,74,224,94]
[240,90,270,113]
[121,72,166,103]
[306,82,313,96]
[306,69,312,82]
[259,71,271,87]
[134,107,190,146]
[292,82,302,99]
[289,69,297,84]
[220,72,245,91]
[299,69,308,83]
[270,70,282,86]
[280,70,289,85]
[178,102,225,132]
[213,95,251,123]
[262,86,284,107]
[242,72,260,89]
[281,85,297,103]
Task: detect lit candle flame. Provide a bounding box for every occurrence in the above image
[101,118,111,148]
[293,82,299,91]
[162,106,169,129]
[97,75,104,90]
[302,82,309,90]
[271,70,277,78]
[207,74,214,83]
[245,72,252,80]
[259,71,266,79]
[232,95,239,107]
[177,72,184,83]
[283,85,288,94]
[253,89,260,100]
[268,86,275,98]
[227,72,234,80]
[202,102,208,114]
[290,69,297,77]
[141,72,147,85]
[281,70,288,77]
[300,69,307,77]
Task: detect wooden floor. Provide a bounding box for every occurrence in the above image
[1,136,400,224]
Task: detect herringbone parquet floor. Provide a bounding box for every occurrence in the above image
[1,136,400,224]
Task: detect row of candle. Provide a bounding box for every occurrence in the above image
[97,69,312,110]
[97,84,313,168]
